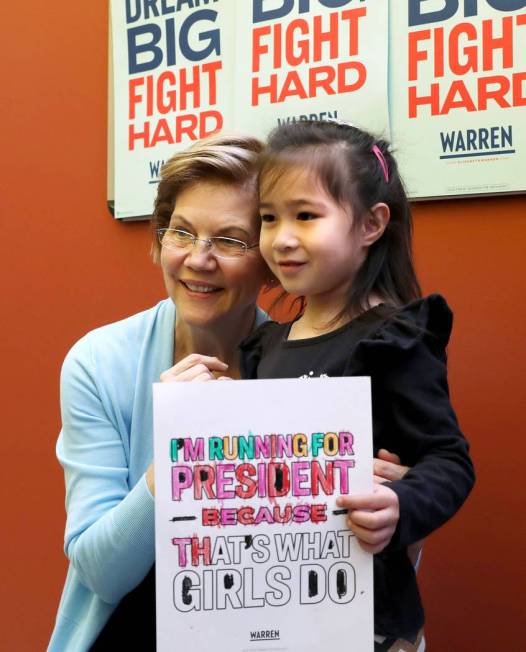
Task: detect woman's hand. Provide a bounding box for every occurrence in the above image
[336,484,400,554]
[153,355,230,491]
[372,449,424,566]
[373,448,410,484]
[160,354,230,382]
[152,354,231,497]
[146,463,155,496]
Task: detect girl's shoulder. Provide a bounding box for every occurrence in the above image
[240,295,453,377]
[240,319,289,353]
[239,320,291,379]
[356,293,454,365]
[242,294,453,352]
[377,293,452,343]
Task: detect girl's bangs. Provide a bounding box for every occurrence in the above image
[259,143,354,210]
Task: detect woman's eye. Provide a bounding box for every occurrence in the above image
[172,229,194,241]
[297,211,317,221]
[260,214,275,223]
[171,226,192,235]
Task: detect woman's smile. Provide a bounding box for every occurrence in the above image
[180,279,223,295]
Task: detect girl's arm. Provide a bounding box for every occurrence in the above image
[340,334,475,554]
[377,337,475,550]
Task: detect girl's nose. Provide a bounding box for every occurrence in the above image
[272,226,299,251]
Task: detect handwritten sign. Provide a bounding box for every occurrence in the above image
[153,377,374,651]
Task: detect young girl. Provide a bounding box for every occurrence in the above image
[240,120,475,651]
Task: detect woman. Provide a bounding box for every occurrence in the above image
[48,133,410,651]
[48,134,269,651]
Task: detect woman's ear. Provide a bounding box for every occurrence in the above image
[361,203,390,246]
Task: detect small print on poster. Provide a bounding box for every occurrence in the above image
[153,378,374,652]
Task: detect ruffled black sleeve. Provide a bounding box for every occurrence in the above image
[348,294,475,549]
[239,320,283,379]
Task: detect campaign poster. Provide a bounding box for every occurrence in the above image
[390,0,526,198]
[234,0,390,138]
[153,378,374,652]
[110,0,236,218]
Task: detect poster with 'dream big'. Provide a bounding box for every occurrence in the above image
[110,0,236,219]
[153,378,374,652]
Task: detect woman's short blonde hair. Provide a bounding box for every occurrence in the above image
[151,133,264,262]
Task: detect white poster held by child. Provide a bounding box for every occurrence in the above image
[153,377,374,652]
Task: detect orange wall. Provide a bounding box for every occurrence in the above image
[2,3,525,650]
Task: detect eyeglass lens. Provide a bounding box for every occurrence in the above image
[159,229,247,258]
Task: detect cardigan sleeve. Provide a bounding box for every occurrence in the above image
[353,295,475,549]
[56,335,155,605]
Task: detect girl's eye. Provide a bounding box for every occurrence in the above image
[260,214,275,223]
[297,211,317,221]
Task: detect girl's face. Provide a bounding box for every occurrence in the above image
[259,166,369,307]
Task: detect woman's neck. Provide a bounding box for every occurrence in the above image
[174,309,257,377]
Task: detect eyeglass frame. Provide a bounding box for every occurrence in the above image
[157,227,260,259]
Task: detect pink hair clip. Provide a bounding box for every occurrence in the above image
[372,144,389,183]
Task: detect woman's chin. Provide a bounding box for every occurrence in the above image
[175,303,226,330]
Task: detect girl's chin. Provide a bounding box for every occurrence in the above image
[275,279,306,295]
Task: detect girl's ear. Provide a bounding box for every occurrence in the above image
[361,203,390,247]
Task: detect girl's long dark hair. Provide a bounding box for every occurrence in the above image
[259,120,422,321]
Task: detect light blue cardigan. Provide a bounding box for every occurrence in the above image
[48,299,267,651]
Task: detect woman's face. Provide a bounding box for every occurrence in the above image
[161,180,268,331]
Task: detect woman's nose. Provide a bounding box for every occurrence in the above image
[183,241,218,271]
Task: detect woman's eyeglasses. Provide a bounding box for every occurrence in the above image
[157,228,259,259]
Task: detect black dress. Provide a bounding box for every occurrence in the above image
[89,565,156,650]
[239,295,475,641]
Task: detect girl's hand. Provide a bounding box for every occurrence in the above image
[160,354,229,382]
[373,448,410,484]
[336,484,400,554]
